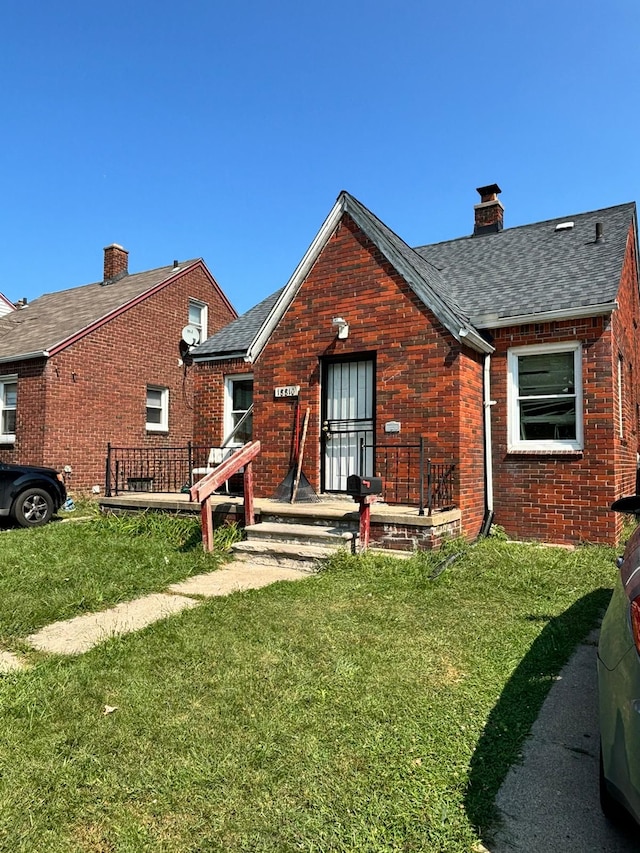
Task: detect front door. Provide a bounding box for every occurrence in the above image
[321,357,374,492]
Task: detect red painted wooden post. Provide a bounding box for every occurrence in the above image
[358,495,377,552]
[243,461,255,527]
[201,496,215,552]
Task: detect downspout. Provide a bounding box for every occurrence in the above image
[481,354,496,536]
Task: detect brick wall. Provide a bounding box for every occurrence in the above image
[489,224,640,545]
[0,357,47,463]
[611,223,640,538]
[194,357,251,447]
[1,263,235,490]
[194,214,487,540]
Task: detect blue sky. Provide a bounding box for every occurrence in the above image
[2,0,639,315]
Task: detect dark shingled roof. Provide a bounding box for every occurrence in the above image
[414,202,635,325]
[0,260,200,361]
[191,288,284,360]
[192,194,637,361]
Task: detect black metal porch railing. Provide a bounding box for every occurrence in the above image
[105,444,230,497]
[372,438,456,515]
[105,440,457,513]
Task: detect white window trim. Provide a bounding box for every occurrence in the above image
[146,385,169,432]
[224,374,253,447]
[0,374,17,444]
[507,342,583,452]
[188,299,208,345]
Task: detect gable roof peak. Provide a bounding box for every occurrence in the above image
[197,190,493,364]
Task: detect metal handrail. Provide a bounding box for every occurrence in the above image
[105,439,457,512]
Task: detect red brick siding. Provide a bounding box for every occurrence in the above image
[475,202,503,231]
[103,245,129,281]
[0,358,47,463]
[195,214,487,540]
[611,223,640,539]
[0,264,235,489]
[193,358,253,447]
[458,348,486,536]
[490,225,640,545]
[490,318,614,543]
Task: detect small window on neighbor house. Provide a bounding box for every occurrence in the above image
[507,343,583,451]
[224,376,253,446]
[188,299,208,344]
[0,376,17,442]
[146,386,169,432]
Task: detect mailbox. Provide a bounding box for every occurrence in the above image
[346,475,383,497]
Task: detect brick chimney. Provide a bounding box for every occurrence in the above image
[474,184,503,236]
[103,244,129,284]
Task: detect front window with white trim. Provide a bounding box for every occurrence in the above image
[146,386,169,432]
[507,343,583,451]
[224,375,253,446]
[0,375,17,443]
[188,299,208,345]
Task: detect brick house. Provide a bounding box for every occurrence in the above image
[0,245,236,490]
[191,186,640,546]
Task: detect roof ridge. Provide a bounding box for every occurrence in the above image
[30,258,202,302]
[414,201,636,251]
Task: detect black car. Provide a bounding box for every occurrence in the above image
[0,463,67,527]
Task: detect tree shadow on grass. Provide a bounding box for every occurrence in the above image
[464,587,612,835]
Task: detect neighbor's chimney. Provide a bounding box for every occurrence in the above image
[474,184,504,236]
[103,244,129,284]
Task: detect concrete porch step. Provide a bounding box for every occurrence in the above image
[245,521,355,547]
[231,539,348,572]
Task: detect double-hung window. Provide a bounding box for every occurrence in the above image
[0,375,17,443]
[507,343,583,451]
[146,386,169,432]
[188,299,208,345]
[224,375,253,446]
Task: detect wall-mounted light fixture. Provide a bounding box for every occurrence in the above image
[332,317,349,339]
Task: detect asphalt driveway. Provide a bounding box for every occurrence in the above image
[485,628,638,852]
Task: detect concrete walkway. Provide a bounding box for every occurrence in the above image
[484,628,638,852]
[13,563,309,662]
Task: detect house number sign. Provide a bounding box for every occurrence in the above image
[274,385,300,398]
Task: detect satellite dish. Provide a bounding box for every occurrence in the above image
[181,324,200,346]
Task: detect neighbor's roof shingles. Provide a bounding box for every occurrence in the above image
[0,260,201,362]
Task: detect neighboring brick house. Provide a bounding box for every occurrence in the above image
[191,186,640,547]
[0,245,236,489]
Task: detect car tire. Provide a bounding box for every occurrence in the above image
[11,488,54,528]
[600,746,628,824]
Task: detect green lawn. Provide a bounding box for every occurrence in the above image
[0,517,618,852]
[0,513,233,648]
